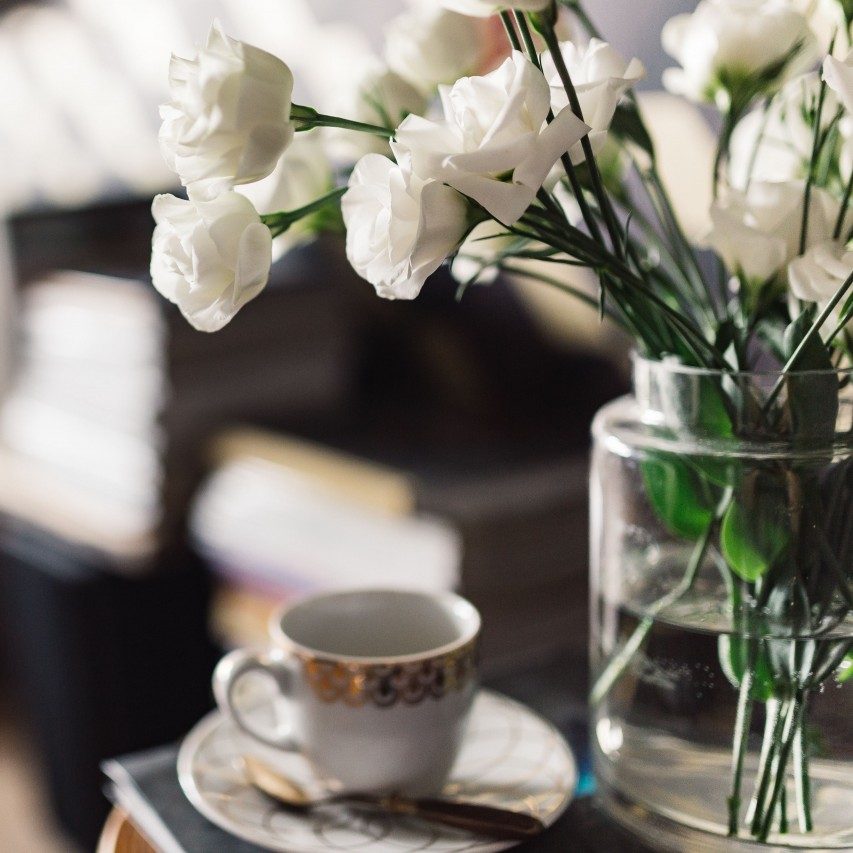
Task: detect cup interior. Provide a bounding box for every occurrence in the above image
[277,589,479,659]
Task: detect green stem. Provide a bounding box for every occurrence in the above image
[798,78,829,255]
[728,653,755,836]
[499,11,522,51]
[513,10,540,59]
[290,104,393,138]
[761,268,853,419]
[510,15,605,246]
[643,165,720,326]
[793,693,813,833]
[810,637,853,685]
[261,188,346,238]
[757,695,806,842]
[712,105,740,199]
[747,695,784,833]
[834,162,853,240]
[514,211,728,366]
[499,262,621,321]
[816,531,853,611]
[535,17,625,259]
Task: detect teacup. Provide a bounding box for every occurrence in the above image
[212,587,481,796]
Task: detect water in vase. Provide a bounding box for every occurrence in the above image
[592,583,853,851]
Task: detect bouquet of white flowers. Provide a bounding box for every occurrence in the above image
[149,0,853,846]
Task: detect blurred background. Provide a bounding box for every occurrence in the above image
[0,1,695,851]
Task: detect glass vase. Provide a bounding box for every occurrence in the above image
[590,356,853,851]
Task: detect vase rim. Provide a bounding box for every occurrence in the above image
[632,352,853,378]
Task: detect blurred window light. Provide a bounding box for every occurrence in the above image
[66,0,195,99]
[13,5,172,196]
[0,20,105,209]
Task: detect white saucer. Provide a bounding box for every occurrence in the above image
[177,688,577,853]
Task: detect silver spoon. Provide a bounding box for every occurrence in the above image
[241,755,546,840]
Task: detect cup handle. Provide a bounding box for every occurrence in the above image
[212,647,298,750]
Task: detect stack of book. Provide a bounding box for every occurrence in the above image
[0,222,364,565]
[0,269,166,559]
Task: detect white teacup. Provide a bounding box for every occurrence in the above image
[212,587,481,796]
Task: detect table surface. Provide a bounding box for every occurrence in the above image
[96,795,659,853]
[97,808,157,853]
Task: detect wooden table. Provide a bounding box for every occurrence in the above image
[97,808,157,853]
[96,798,657,853]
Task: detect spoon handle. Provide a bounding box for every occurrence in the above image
[359,795,546,840]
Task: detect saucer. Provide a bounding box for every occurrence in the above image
[177,688,577,853]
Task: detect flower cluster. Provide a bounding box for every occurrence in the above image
[149,1,640,332]
[149,0,853,377]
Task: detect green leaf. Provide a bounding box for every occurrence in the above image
[783,309,834,372]
[642,455,717,539]
[782,311,838,442]
[660,371,734,440]
[836,650,853,683]
[658,373,736,487]
[719,635,776,701]
[713,319,738,357]
[764,579,811,638]
[721,489,788,582]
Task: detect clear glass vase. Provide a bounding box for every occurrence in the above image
[590,356,853,851]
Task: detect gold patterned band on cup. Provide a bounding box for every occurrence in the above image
[299,640,478,708]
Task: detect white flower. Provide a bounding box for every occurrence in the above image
[341,154,469,299]
[395,52,589,225]
[159,21,295,199]
[150,191,272,332]
[727,73,841,189]
[823,49,853,114]
[704,181,841,286]
[662,0,817,106]
[542,39,645,164]
[789,239,853,303]
[384,2,495,95]
[439,0,550,16]
[237,132,335,259]
[794,0,852,56]
[788,239,853,336]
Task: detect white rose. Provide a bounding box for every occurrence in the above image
[662,0,817,105]
[704,181,841,286]
[159,21,295,199]
[542,39,645,164]
[237,132,335,259]
[342,153,469,299]
[384,3,494,94]
[794,0,851,56]
[727,73,841,189]
[150,191,272,331]
[789,239,853,335]
[823,49,853,114]
[439,0,550,16]
[789,239,853,303]
[395,52,589,225]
